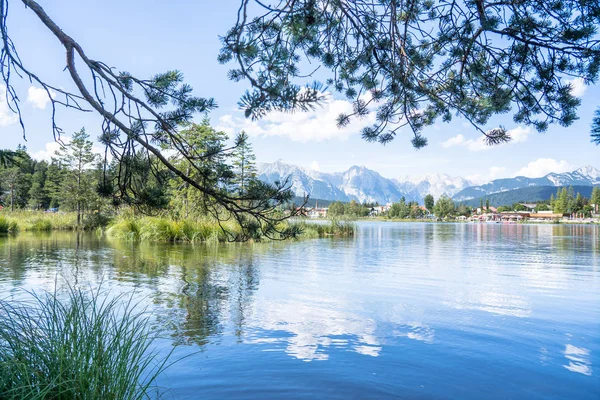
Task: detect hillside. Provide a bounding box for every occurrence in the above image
[460,186,598,207]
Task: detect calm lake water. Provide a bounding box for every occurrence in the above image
[1,222,599,399]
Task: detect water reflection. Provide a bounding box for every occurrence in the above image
[564,344,593,376]
[0,223,599,399]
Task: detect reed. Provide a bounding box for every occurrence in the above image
[106,216,355,243]
[0,216,19,234]
[0,287,171,400]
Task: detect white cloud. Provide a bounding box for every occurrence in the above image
[32,137,105,161]
[441,126,532,152]
[0,85,18,127]
[216,93,377,142]
[27,86,55,110]
[514,158,574,178]
[467,166,507,184]
[509,126,532,143]
[441,134,466,148]
[566,77,586,98]
[310,161,321,171]
[31,140,65,161]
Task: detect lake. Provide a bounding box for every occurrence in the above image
[0,222,599,399]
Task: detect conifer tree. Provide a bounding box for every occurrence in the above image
[232,131,257,196]
[55,128,99,225]
[28,160,50,210]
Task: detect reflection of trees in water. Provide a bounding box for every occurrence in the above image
[109,241,265,348]
[551,225,599,254]
[0,232,106,287]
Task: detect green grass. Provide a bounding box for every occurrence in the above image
[0,211,356,242]
[106,216,355,243]
[0,211,82,232]
[0,287,171,400]
[289,220,356,239]
[106,216,238,243]
[0,216,19,234]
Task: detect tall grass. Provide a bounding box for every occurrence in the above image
[0,287,171,399]
[291,220,356,239]
[0,216,19,234]
[0,211,82,232]
[107,216,239,243]
[107,216,355,243]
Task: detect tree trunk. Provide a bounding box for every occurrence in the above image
[10,183,14,212]
[77,201,81,227]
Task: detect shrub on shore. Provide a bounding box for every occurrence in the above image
[0,287,170,400]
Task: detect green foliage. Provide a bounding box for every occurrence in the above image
[291,220,356,239]
[434,195,455,219]
[0,287,171,399]
[54,128,100,225]
[0,216,18,233]
[232,131,257,196]
[424,194,434,212]
[327,201,346,217]
[0,211,100,231]
[389,198,411,219]
[168,121,234,218]
[465,185,597,207]
[28,161,50,210]
[221,0,600,145]
[106,216,354,243]
[591,187,600,209]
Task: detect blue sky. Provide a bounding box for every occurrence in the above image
[1,0,599,183]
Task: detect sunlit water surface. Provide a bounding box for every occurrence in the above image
[0,222,598,399]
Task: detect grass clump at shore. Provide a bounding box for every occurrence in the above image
[107,216,355,243]
[0,216,19,234]
[106,216,240,243]
[289,219,356,239]
[0,211,82,232]
[0,287,170,400]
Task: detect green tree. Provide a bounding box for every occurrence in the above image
[0,1,296,240]
[55,128,99,225]
[554,187,575,214]
[389,198,409,219]
[573,193,586,214]
[434,196,455,219]
[513,203,527,212]
[28,160,50,210]
[232,131,257,196]
[221,0,600,146]
[328,201,345,218]
[424,194,434,212]
[0,167,29,211]
[591,187,600,213]
[536,203,550,212]
[485,199,490,212]
[45,159,65,209]
[0,149,19,168]
[169,121,233,218]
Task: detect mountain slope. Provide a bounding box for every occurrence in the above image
[258,161,599,206]
[453,166,600,201]
[257,161,413,204]
[460,185,598,207]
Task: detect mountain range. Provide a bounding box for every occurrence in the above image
[257,161,600,205]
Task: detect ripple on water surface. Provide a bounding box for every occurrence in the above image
[0,223,598,399]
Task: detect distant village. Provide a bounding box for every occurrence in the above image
[297,199,600,223]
